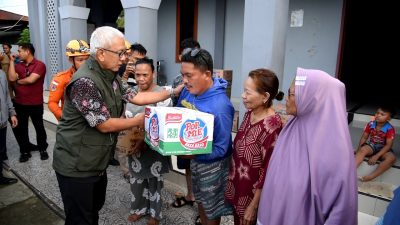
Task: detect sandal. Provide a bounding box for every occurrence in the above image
[147,217,160,225]
[195,215,202,225]
[171,196,195,208]
[128,214,145,222]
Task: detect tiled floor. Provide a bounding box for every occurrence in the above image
[4,124,233,225]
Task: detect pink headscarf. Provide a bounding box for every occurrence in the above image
[257,68,357,225]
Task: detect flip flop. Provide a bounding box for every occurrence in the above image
[128,214,145,222]
[171,196,195,208]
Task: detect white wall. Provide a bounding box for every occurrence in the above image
[282,0,343,93]
[197,0,217,58]
[223,0,244,109]
[157,0,179,85]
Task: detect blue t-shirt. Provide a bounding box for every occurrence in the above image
[177,77,234,163]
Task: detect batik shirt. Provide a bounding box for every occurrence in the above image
[225,111,282,217]
[68,78,137,127]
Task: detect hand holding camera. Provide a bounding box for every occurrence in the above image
[123,62,135,80]
[9,53,17,61]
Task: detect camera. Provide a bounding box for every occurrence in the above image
[126,62,135,78]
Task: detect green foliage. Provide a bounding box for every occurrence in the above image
[116,10,124,29]
[17,28,30,44]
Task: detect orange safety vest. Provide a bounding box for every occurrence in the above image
[48,67,75,120]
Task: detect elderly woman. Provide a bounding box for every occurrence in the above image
[225,68,284,225]
[257,68,357,225]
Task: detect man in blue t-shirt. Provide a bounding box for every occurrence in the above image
[177,48,234,225]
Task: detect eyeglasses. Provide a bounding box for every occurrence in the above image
[183,48,210,71]
[96,47,127,59]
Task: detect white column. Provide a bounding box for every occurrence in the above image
[121,0,162,62]
[27,1,48,72]
[239,0,290,122]
[58,5,90,70]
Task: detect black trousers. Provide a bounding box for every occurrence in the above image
[12,103,48,153]
[56,172,107,225]
[0,127,6,176]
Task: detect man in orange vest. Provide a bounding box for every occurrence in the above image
[48,40,90,120]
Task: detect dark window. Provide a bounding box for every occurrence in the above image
[176,0,198,62]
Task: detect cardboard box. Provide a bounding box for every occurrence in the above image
[116,127,145,155]
[213,69,232,99]
[144,107,214,156]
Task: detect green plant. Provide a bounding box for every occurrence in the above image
[116,10,124,29]
[17,28,30,44]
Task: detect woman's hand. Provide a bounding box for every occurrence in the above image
[243,204,257,225]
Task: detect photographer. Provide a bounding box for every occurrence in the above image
[0,43,15,98]
[121,43,147,84]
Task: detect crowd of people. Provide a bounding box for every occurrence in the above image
[0,25,398,225]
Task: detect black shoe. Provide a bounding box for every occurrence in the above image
[19,152,32,163]
[108,158,120,166]
[0,177,18,185]
[30,143,39,151]
[40,151,49,160]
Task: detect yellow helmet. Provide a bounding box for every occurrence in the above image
[66,40,90,57]
[125,39,131,51]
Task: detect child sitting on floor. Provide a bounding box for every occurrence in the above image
[355,105,397,182]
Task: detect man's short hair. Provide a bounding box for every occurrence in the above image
[90,26,124,54]
[135,57,154,72]
[130,43,147,56]
[180,38,200,53]
[2,43,11,49]
[19,43,35,56]
[180,48,213,72]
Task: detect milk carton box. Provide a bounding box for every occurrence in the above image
[144,106,214,155]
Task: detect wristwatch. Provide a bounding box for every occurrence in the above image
[169,88,175,98]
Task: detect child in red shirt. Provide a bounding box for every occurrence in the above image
[355,106,397,182]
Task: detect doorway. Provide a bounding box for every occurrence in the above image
[338,1,399,118]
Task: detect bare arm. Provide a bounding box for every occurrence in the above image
[96,113,145,133]
[128,90,170,105]
[243,189,262,225]
[16,73,41,85]
[7,55,18,82]
[357,132,369,150]
[127,84,184,106]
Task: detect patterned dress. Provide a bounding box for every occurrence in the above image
[225,111,282,222]
[127,85,172,220]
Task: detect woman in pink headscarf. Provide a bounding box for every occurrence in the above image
[257,68,357,225]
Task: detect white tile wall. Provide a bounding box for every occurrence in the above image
[358,194,377,215]
[380,167,400,187]
[373,199,389,217]
[358,212,379,225]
